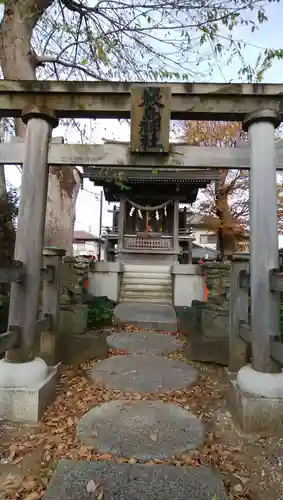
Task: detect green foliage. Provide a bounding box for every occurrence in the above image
[0,294,115,335]
[0,187,19,268]
[27,0,282,84]
[0,187,18,326]
[86,297,114,329]
[0,293,10,333]
[254,48,283,82]
[280,300,283,341]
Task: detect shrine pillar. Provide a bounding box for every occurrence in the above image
[173,201,180,261]
[118,197,126,252]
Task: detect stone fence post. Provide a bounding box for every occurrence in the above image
[228,253,249,373]
[40,247,66,365]
[200,262,231,349]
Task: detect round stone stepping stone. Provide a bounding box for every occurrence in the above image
[107,330,184,355]
[77,400,204,460]
[89,355,198,393]
[43,461,228,500]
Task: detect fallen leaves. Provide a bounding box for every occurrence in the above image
[22,493,41,500]
[1,363,222,498]
[0,475,44,500]
[0,340,279,500]
[122,324,181,338]
[108,348,127,356]
[7,443,17,461]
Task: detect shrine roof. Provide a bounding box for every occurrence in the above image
[83,166,220,184]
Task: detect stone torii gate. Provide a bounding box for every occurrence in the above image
[0,81,282,426]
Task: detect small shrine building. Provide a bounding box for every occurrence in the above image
[84,163,217,265]
[84,84,219,307]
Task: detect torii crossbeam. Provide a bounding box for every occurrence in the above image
[1,80,283,120]
[2,138,283,169]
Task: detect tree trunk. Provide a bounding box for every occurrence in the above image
[45,167,81,255]
[0,0,80,256]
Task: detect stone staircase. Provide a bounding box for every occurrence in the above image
[43,322,228,500]
[119,264,173,305]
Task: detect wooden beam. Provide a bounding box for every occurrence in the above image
[1,80,283,120]
[2,141,283,169]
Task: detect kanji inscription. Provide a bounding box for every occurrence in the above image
[131,85,171,154]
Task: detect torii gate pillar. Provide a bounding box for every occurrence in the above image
[0,105,59,422]
[237,109,283,399]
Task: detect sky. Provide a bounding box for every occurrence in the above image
[2,1,283,242]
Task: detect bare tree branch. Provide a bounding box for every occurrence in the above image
[36,54,103,79]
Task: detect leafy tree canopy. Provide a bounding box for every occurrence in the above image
[0,0,280,84]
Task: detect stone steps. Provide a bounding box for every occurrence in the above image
[120,283,172,304]
[122,275,173,283]
[43,461,228,500]
[120,264,173,305]
[77,399,204,460]
[122,276,172,285]
[124,264,172,273]
[106,330,184,355]
[119,296,173,305]
[114,302,178,330]
[43,324,228,500]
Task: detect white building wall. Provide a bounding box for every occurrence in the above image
[88,262,123,301]
[73,240,104,259]
[171,264,204,307]
[192,228,217,250]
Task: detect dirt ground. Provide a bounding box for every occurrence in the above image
[1,336,283,500]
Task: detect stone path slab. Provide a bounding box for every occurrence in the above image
[89,355,198,393]
[114,302,178,332]
[43,460,228,500]
[77,400,204,460]
[106,330,184,355]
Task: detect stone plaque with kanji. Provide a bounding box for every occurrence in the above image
[130,85,171,154]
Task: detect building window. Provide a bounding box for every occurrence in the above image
[200,233,217,245]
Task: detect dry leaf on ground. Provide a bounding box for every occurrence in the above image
[97,487,104,500]
[86,479,99,493]
[149,431,159,442]
[23,492,41,500]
